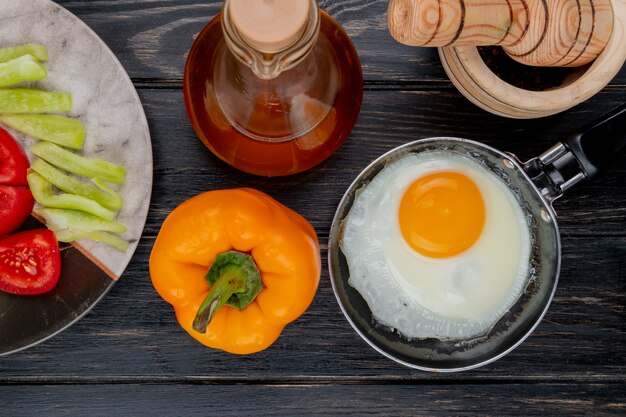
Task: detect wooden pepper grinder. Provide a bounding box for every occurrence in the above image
[388,0,614,67]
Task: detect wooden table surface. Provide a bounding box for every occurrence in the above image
[2,1,625,415]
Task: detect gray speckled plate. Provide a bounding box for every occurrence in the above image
[0,0,152,355]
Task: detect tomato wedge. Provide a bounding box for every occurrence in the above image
[0,185,35,237]
[0,127,33,236]
[0,229,61,295]
[0,126,30,186]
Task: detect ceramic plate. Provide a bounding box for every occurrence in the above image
[0,0,152,355]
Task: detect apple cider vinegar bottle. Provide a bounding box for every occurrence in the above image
[184,0,363,177]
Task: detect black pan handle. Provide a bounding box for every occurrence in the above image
[523,103,626,202]
[561,102,626,179]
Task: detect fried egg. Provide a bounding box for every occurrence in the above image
[341,151,531,340]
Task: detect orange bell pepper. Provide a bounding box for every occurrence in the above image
[149,188,321,354]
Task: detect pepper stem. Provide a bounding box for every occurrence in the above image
[192,251,263,334]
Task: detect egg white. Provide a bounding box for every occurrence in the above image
[341,151,532,340]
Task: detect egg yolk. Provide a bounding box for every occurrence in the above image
[399,171,485,258]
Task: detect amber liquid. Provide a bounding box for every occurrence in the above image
[184,11,363,177]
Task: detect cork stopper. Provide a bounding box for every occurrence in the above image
[229,0,310,54]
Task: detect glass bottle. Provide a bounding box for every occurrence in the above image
[183,0,363,177]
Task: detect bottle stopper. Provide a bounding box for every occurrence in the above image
[229,0,310,54]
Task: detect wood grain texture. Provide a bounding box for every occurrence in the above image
[53,0,626,84]
[0,1,625,415]
[388,0,530,47]
[2,383,625,416]
[0,89,623,381]
[504,0,614,67]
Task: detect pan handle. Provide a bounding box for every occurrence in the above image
[562,102,626,179]
[523,103,626,203]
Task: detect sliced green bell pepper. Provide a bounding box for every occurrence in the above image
[0,89,72,114]
[0,55,47,88]
[30,142,125,184]
[27,171,116,221]
[0,44,48,63]
[30,159,123,211]
[1,114,84,149]
[35,207,128,252]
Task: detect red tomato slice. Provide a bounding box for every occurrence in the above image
[0,185,35,237]
[0,127,30,186]
[0,229,61,295]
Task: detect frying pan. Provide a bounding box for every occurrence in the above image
[329,104,626,371]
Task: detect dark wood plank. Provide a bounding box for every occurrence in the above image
[54,0,626,84]
[1,1,623,413]
[2,383,625,416]
[0,88,623,381]
[144,88,626,237]
[0,234,623,380]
